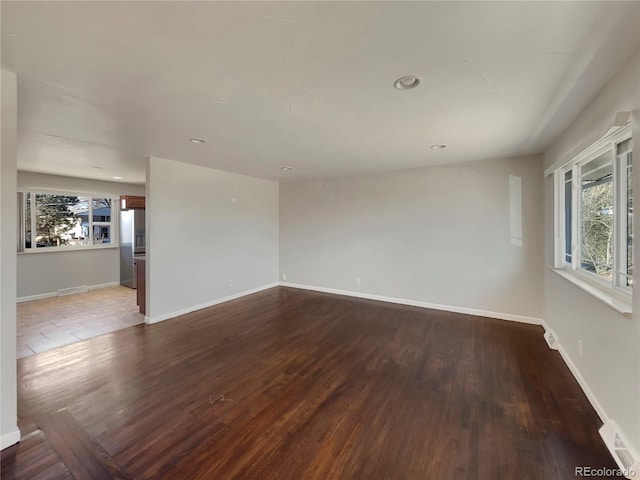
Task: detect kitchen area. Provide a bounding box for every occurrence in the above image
[119,195,146,314]
[16,194,147,358]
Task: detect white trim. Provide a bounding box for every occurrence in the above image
[87,281,120,291]
[1,429,21,450]
[558,123,632,172]
[556,340,609,423]
[280,282,542,325]
[547,266,632,316]
[17,244,119,255]
[17,281,122,303]
[144,282,279,324]
[552,169,563,268]
[545,115,630,177]
[16,291,57,303]
[571,164,578,270]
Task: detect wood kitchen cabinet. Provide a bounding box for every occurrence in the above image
[120,195,145,210]
[135,257,146,315]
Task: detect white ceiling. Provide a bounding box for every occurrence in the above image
[2,1,639,184]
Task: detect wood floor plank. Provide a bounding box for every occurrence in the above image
[37,409,131,480]
[0,430,73,480]
[3,286,617,479]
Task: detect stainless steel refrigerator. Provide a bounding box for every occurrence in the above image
[120,209,145,288]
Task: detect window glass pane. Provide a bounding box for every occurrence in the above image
[93,225,111,244]
[580,153,613,282]
[626,151,633,286]
[25,192,32,248]
[36,194,87,248]
[92,198,112,222]
[564,171,572,262]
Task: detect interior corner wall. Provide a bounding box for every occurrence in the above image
[542,50,640,453]
[145,156,279,323]
[279,154,544,320]
[15,172,145,299]
[1,69,20,449]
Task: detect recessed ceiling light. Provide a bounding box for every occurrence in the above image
[113,176,123,180]
[189,137,207,144]
[281,166,293,171]
[394,75,421,90]
[430,144,447,150]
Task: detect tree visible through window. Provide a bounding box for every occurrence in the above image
[19,192,115,251]
[34,194,83,247]
[556,124,632,294]
[580,154,613,281]
[564,170,572,263]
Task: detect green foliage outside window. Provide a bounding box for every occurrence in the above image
[35,194,81,247]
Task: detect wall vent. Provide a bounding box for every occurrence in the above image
[600,421,639,479]
[543,329,559,350]
[58,285,88,297]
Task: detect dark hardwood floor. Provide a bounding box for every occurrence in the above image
[2,287,616,479]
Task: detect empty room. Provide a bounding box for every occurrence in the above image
[1,2,639,479]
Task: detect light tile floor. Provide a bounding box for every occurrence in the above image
[17,286,144,358]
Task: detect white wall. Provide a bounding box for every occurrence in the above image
[280,155,544,320]
[543,51,640,453]
[17,249,120,299]
[16,172,145,299]
[17,171,145,197]
[1,69,20,449]
[145,156,279,323]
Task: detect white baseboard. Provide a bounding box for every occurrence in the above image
[540,321,609,422]
[17,281,121,303]
[1,428,20,450]
[144,282,280,325]
[540,321,640,478]
[16,291,57,303]
[540,320,607,425]
[88,281,120,291]
[555,342,609,423]
[279,282,543,325]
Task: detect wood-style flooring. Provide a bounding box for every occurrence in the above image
[2,287,616,479]
[17,286,144,358]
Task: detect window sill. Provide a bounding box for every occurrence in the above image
[547,265,632,317]
[18,244,119,255]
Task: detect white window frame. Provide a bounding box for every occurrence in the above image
[17,190,119,253]
[553,124,632,303]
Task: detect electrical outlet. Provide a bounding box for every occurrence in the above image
[228,279,234,287]
[355,276,361,285]
[578,339,583,356]
[231,197,237,204]
[282,273,287,281]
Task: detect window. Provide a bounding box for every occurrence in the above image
[580,152,613,281]
[564,169,573,264]
[554,124,632,295]
[18,192,116,251]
